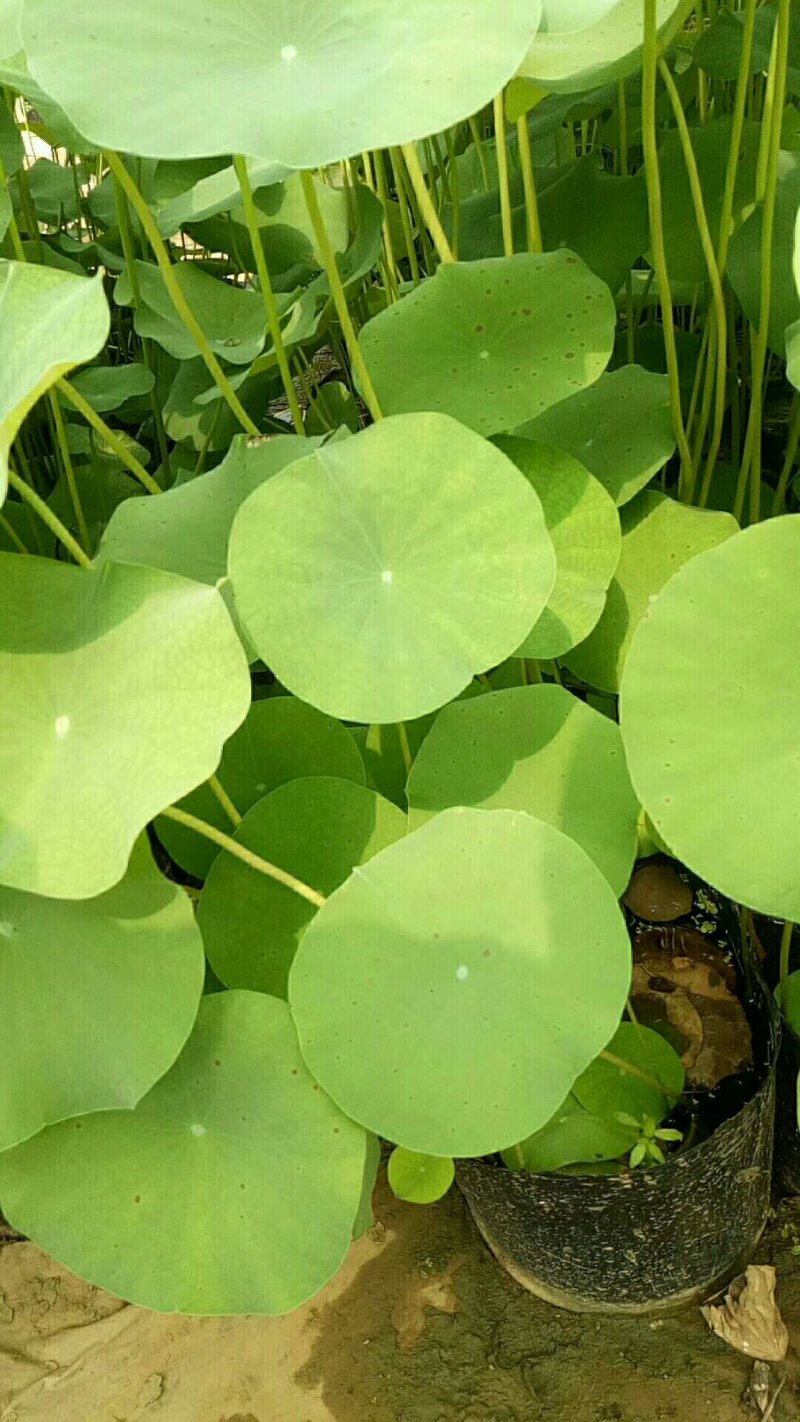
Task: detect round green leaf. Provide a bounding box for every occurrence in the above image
[100,433,321,587]
[0,992,366,1315]
[519,0,689,93]
[0,837,204,1151]
[199,777,406,997]
[501,1095,637,1172]
[0,263,109,505]
[387,1147,455,1204]
[23,1,540,166]
[493,436,621,658]
[289,806,632,1157]
[564,491,737,693]
[406,685,638,894]
[228,414,555,724]
[360,253,616,436]
[572,1022,684,1124]
[620,516,800,919]
[157,696,366,881]
[69,362,155,413]
[514,367,675,506]
[0,554,251,899]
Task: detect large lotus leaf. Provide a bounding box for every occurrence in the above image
[0,263,109,504]
[728,151,800,359]
[360,253,616,435]
[289,807,632,1158]
[70,362,155,413]
[99,433,320,586]
[620,516,800,920]
[228,413,555,724]
[564,491,737,693]
[114,260,274,366]
[0,991,366,1314]
[23,0,539,166]
[406,684,638,895]
[0,837,204,1151]
[0,555,251,899]
[199,777,406,997]
[157,696,366,882]
[515,367,675,506]
[519,0,689,93]
[17,157,78,224]
[0,0,20,57]
[660,118,762,287]
[493,436,621,659]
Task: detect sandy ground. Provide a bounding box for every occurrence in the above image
[2,1179,800,1422]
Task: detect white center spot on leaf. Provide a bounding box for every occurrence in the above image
[190,1123,207,1137]
[455,965,469,981]
[54,715,71,739]
[0,922,13,938]
[256,782,266,794]
[479,350,490,361]
[281,44,298,61]
[381,569,394,585]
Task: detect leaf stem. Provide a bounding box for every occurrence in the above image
[641,2,693,498]
[104,150,260,439]
[516,115,542,254]
[494,94,514,257]
[779,920,794,1006]
[160,805,326,907]
[233,155,305,435]
[400,143,455,265]
[207,773,242,827]
[57,378,162,495]
[299,169,383,422]
[48,389,90,551]
[6,467,92,568]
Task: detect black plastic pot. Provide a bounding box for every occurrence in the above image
[458,888,779,1315]
[774,1015,800,1195]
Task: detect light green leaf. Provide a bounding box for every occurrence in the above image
[406,684,638,895]
[519,0,690,93]
[353,1132,381,1238]
[155,156,291,237]
[0,263,109,504]
[515,366,675,506]
[776,971,800,1037]
[99,432,320,587]
[501,1094,637,1172]
[564,490,737,693]
[0,992,367,1315]
[620,515,800,920]
[493,436,621,658]
[387,1148,455,1204]
[360,252,616,435]
[0,837,204,1151]
[289,807,632,1157]
[115,259,273,366]
[0,555,251,899]
[228,413,555,724]
[199,777,406,998]
[157,696,366,882]
[24,0,540,166]
[70,362,155,413]
[572,1022,684,1124]
[0,0,20,59]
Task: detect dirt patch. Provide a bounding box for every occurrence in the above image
[2,1180,800,1421]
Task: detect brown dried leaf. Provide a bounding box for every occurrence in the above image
[701,1266,789,1362]
[623,863,694,921]
[631,928,752,1089]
